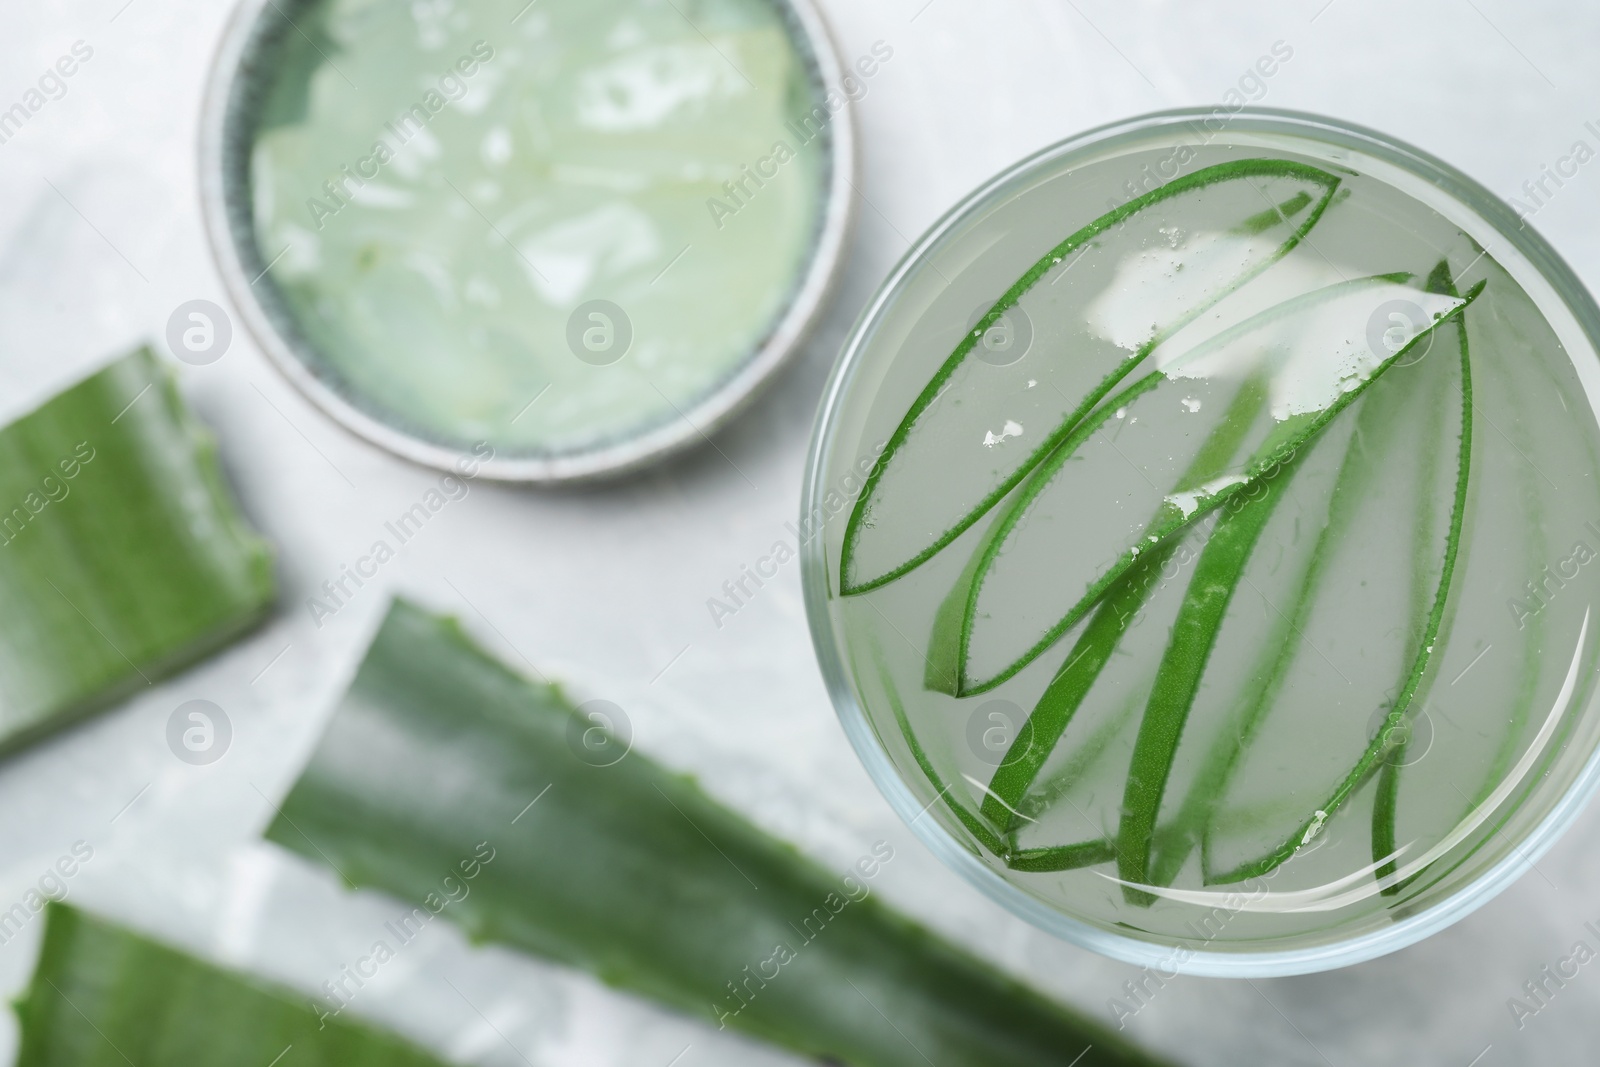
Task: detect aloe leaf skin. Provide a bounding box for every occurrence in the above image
[0,347,274,754]
[979,552,1165,831]
[922,370,1164,695]
[869,641,1009,855]
[1115,441,1311,905]
[1014,687,1142,824]
[1458,304,1550,819]
[977,377,1269,831]
[839,159,1342,597]
[16,902,450,1067]
[1370,744,1406,897]
[948,274,1441,697]
[265,600,1172,1067]
[875,636,1105,871]
[1174,327,1422,885]
[1373,261,1472,897]
[1007,840,1118,873]
[1161,272,1454,888]
[1212,281,1479,888]
[952,279,1485,698]
[1152,421,1364,888]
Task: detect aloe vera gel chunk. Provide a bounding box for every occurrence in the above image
[250,0,829,457]
[815,120,1600,957]
[17,903,451,1066]
[0,348,273,754]
[265,599,1169,1067]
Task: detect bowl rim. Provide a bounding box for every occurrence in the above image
[799,105,1600,977]
[199,0,857,484]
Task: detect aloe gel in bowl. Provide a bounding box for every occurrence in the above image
[220,0,845,477]
[803,110,1600,974]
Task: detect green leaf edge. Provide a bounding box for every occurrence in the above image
[976,375,1272,830]
[1114,436,1312,904]
[837,158,1343,597]
[0,347,276,758]
[970,278,1483,885]
[952,272,1470,697]
[1153,261,1467,890]
[1373,260,1471,896]
[16,901,451,1066]
[1209,277,1481,886]
[264,602,1177,1067]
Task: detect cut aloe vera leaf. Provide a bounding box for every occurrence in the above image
[1373,261,1467,895]
[1207,278,1478,887]
[945,276,1478,696]
[1453,288,1558,819]
[1007,839,1118,873]
[975,376,1269,830]
[0,347,274,754]
[1149,418,1365,889]
[1150,289,1425,887]
[1192,391,1424,884]
[1369,740,1407,894]
[839,159,1342,596]
[869,645,1008,856]
[1014,685,1142,825]
[265,600,1171,1067]
[16,902,450,1067]
[1114,443,1311,905]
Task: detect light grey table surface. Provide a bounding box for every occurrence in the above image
[1,1,1597,1064]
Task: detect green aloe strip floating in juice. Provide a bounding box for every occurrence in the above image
[0,348,274,754]
[815,128,1600,956]
[250,0,828,457]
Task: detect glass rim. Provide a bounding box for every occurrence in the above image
[199,0,858,484]
[799,105,1600,977]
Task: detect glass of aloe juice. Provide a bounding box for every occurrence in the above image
[802,109,1600,975]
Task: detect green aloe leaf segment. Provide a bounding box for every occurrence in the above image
[976,372,1270,832]
[265,599,1172,1067]
[17,902,450,1067]
[934,274,1473,697]
[854,169,1489,903]
[1212,263,1476,886]
[0,347,274,755]
[1114,439,1312,903]
[840,159,1341,596]
[999,278,1478,894]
